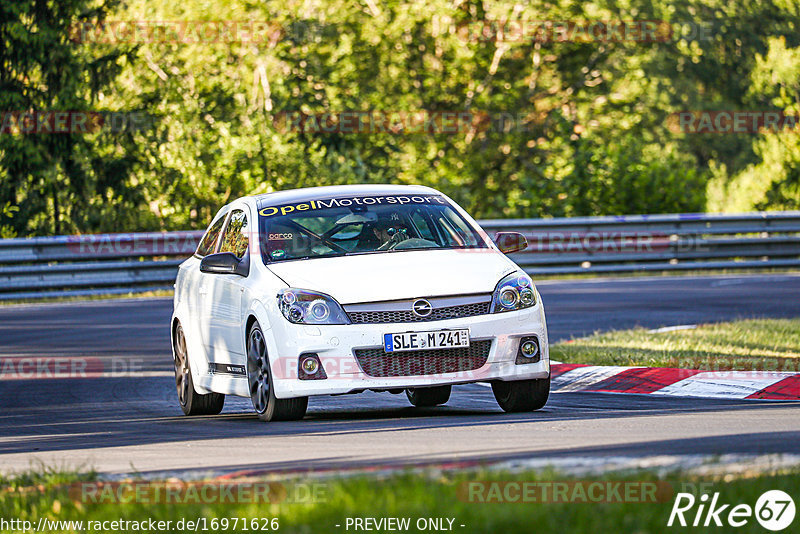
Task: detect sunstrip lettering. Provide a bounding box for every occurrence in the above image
[259,200,319,217]
[258,195,447,217]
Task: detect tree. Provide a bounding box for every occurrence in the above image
[0,0,145,236]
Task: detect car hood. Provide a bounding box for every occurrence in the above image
[266,249,517,304]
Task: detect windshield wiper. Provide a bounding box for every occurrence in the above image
[268,252,347,263]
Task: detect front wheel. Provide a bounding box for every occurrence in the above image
[247,322,308,422]
[491,378,549,412]
[406,385,451,407]
[173,323,224,416]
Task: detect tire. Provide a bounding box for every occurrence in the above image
[406,385,451,407]
[173,323,225,416]
[491,378,550,413]
[247,322,308,422]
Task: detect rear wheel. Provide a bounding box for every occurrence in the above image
[492,378,549,412]
[173,323,224,415]
[406,385,451,407]
[247,322,308,422]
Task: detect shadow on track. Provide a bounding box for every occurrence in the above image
[131,430,800,479]
[1,376,798,456]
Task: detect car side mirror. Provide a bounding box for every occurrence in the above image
[200,252,249,277]
[494,232,528,254]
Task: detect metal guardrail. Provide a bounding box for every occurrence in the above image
[0,231,203,300]
[481,211,800,275]
[0,212,798,300]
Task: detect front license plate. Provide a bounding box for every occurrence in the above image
[383,329,470,353]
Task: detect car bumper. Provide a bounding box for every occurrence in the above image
[264,304,550,399]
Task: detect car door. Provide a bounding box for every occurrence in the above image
[202,207,251,363]
[189,211,228,336]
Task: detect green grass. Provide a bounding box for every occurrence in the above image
[1,468,798,533]
[550,318,800,371]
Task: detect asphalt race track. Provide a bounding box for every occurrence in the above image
[1,274,799,476]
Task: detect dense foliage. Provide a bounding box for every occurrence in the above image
[1,0,799,236]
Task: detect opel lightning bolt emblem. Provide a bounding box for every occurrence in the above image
[412,299,433,317]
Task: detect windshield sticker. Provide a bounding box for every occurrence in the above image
[258,195,447,218]
[270,249,286,259]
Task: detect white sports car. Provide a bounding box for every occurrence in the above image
[171,184,549,421]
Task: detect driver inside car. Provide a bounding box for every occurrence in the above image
[373,216,410,250]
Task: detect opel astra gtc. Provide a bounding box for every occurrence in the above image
[171,184,549,421]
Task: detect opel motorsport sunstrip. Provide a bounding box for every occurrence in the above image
[171,184,549,421]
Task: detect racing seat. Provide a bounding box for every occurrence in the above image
[353,225,381,252]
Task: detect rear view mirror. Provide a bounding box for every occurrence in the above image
[200,252,249,277]
[494,232,528,254]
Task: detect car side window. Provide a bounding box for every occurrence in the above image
[196,215,227,257]
[219,209,249,259]
[439,210,480,247]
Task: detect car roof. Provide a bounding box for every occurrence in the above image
[251,184,439,209]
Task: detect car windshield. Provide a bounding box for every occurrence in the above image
[258,194,487,263]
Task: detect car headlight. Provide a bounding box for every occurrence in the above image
[277,288,350,325]
[491,271,537,313]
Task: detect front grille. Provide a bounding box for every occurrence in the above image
[353,340,492,377]
[347,301,490,324]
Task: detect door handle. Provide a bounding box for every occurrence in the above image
[199,287,208,295]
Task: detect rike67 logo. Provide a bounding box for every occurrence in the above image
[668,490,795,531]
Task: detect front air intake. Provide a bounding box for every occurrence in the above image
[353,340,492,377]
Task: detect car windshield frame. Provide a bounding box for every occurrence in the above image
[257,193,488,264]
